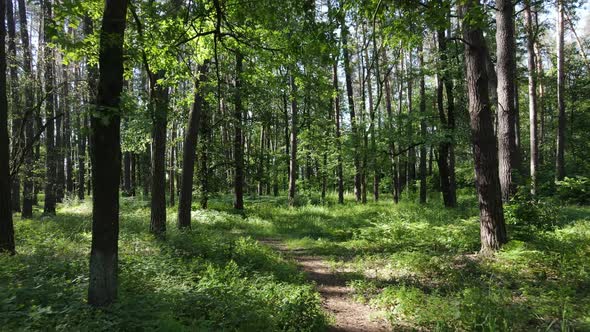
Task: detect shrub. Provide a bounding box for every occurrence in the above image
[556,176,590,205]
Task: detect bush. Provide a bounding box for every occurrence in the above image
[504,190,561,230]
[556,176,590,205]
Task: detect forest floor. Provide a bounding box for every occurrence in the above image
[1,193,590,331]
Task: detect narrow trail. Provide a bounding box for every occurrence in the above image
[259,239,390,332]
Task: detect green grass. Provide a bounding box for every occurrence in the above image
[1,193,589,331]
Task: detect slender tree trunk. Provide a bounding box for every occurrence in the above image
[19,0,35,218]
[406,51,416,190]
[233,52,244,210]
[555,0,566,180]
[462,0,507,253]
[0,0,16,254]
[43,0,57,215]
[437,28,457,207]
[63,64,73,196]
[177,63,208,228]
[419,43,427,204]
[341,20,361,202]
[524,1,539,195]
[123,152,131,196]
[6,0,21,212]
[199,92,210,209]
[288,74,298,206]
[149,71,168,236]
[169,120,176,206]
[496,0,521,201]
[333,63,344,204]
[88,0,128,306]
[384,51,398,203]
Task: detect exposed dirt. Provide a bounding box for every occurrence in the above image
[259,239,390,332]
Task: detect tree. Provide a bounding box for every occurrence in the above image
[495,0,521,201]
[42,0,57,216]
[19,0,36,218]
[6,0,21,213]
[0,0,16,255]
[88,0,129,306]
[233,52,244,210]
[524,0,539,195]
[288,74,298,206]
[177,63,208,229]
[418,42,427,204]
[461,0,507,253]
[555,0,566,180]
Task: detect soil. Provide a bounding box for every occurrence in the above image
[259,239,390,332]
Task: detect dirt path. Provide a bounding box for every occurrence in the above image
[259,239,390,332]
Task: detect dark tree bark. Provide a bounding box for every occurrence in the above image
[333,62,344,204]
[63,64,74,196]
[436,28,457,208]
[88,0,128,306]
[288,74,298,206]
[19,0,35,218]
[199,92,210,210]
[169,120,176,206]
[462,0,507,253]
[419,43,427,204]
[123,151,132,196]
[0,0,16,254]
[233,52,244,210]
[555,0,566,180]
[43,0,57,216]
[177,62,208,228]
[496,0,521,201]
[6,0,21,212]
[149,71,168,236]
[341,19,361,202]
[524,0,539,195]
[384,51,398,204]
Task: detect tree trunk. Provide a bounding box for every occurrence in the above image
[437,28,457,208]
[123,152,131,196]
[341,20,361,202]
[169,120,176,206]
[524,1,539,195]
[63,63,74,196]
[233,52,244,210]
[333,62,344,204]
[462,0,507,253]
[419,43,427,204]
[496,0,521,201]
[19,0,35,218]
[177,62,208,228]
[43,0,57,216]
[0,0,16,254]
[288,74,298,206]
[88,0,128,306]
[6,0,21,212]
[555,0,566,180]
[149,71,168,237]
[199,89,210,209]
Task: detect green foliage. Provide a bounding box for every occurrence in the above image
[0,199,327,331]
[504,191,561,230]
[556,176,590,205]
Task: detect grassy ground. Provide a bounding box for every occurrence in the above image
[1,193,589,331]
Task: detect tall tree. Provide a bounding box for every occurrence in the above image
[555,0,566,180]
[436,26,457,208]
[6,0,21,212]
[43,0,57,216]
[418,43,427,204]
[0,0,16,254]
[495,0,521,201]
[462,0,507,253]
[19,0,35,218]
[524,0,539,195]
[333,62,344,204]
[88,0,129,306]
[233,52,244,210]
[177,62,208,229]
[288,74,298,206]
